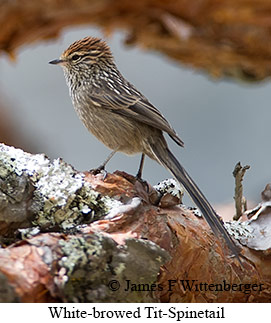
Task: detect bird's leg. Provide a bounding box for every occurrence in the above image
[136,153,145,179]
[90,150,117,177]
[99,150,117,170]
[136,153,149,192]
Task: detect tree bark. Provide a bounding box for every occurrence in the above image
[0,143,270,302]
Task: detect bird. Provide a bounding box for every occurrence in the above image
[49,36,241,263]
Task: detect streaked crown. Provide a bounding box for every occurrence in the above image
[60,36,113,65]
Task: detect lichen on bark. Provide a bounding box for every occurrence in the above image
[0,143,121,236]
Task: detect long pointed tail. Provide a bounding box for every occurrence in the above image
[149,143,241,263]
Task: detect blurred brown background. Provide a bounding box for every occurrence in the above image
[0,1,270,209]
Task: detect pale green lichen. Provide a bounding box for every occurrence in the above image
[58,235,106,272]
[56,234,117,301]
[56,235,169,302]
[0,144,122,231]
[114,262,126,276]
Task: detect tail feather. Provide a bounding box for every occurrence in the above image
[149,143,241,264]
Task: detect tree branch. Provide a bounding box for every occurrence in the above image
[0,144,270,302]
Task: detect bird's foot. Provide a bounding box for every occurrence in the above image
[89,165,108,180]
[135,174,149,193]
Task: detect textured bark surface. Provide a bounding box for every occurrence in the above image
[0,144,270,302]
[1,0,271,81]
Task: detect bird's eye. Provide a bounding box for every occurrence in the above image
[71,54,80,61]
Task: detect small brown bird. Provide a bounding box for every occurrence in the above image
[49,36,240,262]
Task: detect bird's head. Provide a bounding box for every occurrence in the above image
[49,36,114,71]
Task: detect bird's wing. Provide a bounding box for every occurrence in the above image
[88,80,184,147]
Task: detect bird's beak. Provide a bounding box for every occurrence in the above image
[49,59,64,65]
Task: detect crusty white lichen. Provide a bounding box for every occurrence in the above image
[0,144,121,230]
[0,144,50,178]
[154,178,184,200]
[224,220,254,240]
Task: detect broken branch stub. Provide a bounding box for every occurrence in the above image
[233,162,250,221]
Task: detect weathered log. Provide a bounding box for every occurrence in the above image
[0,143,270,302]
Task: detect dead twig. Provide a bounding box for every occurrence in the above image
[233,162,250,220]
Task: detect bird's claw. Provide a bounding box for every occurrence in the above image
[136,175,149,193]
[90,165,108,180]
